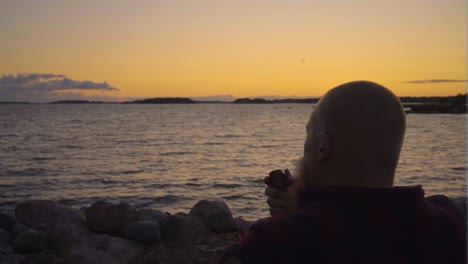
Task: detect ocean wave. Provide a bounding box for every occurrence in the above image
[223,194,244,200]
[185,182,202,187]
[159,151,197,156]
[6,168,47,176]
[250,145,280,148]
[31,156,56,161]
[59,145,84,149]
[133,195,189,204]
[250,178,265,184]
[212,183,243,188]
[100,178,118,184]
[201,142,226,145]
[122,169,144,174]
[146,183,180,189]
[114,140,149,144]
[0,133,17,138]
[215,134,243,138]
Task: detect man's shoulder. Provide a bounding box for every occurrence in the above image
[425,194,466,226]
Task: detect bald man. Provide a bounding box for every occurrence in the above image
[218,81,466,264]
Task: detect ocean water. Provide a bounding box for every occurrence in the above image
[0,104,466,220]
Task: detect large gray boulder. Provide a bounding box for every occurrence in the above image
[189,200,238,233]
[31,254,61,264]
[0,229,11,245]
[11,224,27,240]
[85,202,137,234]
[0,254,28,264]
[0,213,15,232]
[160,214,212,243]
[120,221,161,244]
[47,219,143,264]
[136,209,167,223]
[13,230,49,252]
[0,241,14,258]
[63,234,143,264]
[47,221,91,257]
[15,200,81,226]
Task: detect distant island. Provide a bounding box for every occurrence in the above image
[125,98,196,104]
[232,98,272,104]
[403,94,466,114]
[232,98,319,104]
[0,101,31,104]
[48,100,106,104]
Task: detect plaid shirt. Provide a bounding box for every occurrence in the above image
[218,185,466,264]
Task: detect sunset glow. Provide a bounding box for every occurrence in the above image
[0,0,465,101]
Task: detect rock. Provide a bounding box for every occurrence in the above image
[78,207,87,223]
[234,217,254,233]
[136,209,167,223]
[0,241,14,257]
[31,254,61,264]
[13,230,49,252]
[0,229,11,245]
[11,224,28,240]
[160,214,213,243]
[0,213,15,232]
[120,221,161,244]
[189,200,238,233]
[85,201,137,234]
[46,222,90,257]
[46,220,143,264]
[15,200,81,226]
[0,254,29,264]
[64,234,143,264]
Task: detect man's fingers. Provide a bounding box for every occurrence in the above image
[267,197,289,209]
[284,169,295,186]
[264,176,271,186]
[265,187,288,199]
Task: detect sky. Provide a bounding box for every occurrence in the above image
[0,0,466,102]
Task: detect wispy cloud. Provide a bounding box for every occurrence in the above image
[403,79,467,84]
[0,73,119,102]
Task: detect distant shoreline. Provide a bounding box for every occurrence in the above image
[1,94,465,105]
[1,94,466,113]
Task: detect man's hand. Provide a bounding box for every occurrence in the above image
[264,169,295,216]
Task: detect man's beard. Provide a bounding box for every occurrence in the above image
[292,156,320,191]
[291,156,307,191]
[293,157,305,182]
[285,156,309,210]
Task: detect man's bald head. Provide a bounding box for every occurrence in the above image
[300,81,406,188]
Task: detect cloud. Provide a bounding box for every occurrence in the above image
[403,79,467,84]
[0,73,119,102]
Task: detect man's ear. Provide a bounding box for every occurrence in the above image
[317,132,330,162]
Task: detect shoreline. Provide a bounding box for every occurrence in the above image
[0,199,254,264]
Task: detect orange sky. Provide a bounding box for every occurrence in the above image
[0,0,466,100]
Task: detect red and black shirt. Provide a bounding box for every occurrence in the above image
[218,185,466,264]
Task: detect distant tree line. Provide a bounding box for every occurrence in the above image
[126,98,196,104]
[232,98,319,104]
[399,94,466,105]
[2,94,465,105]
